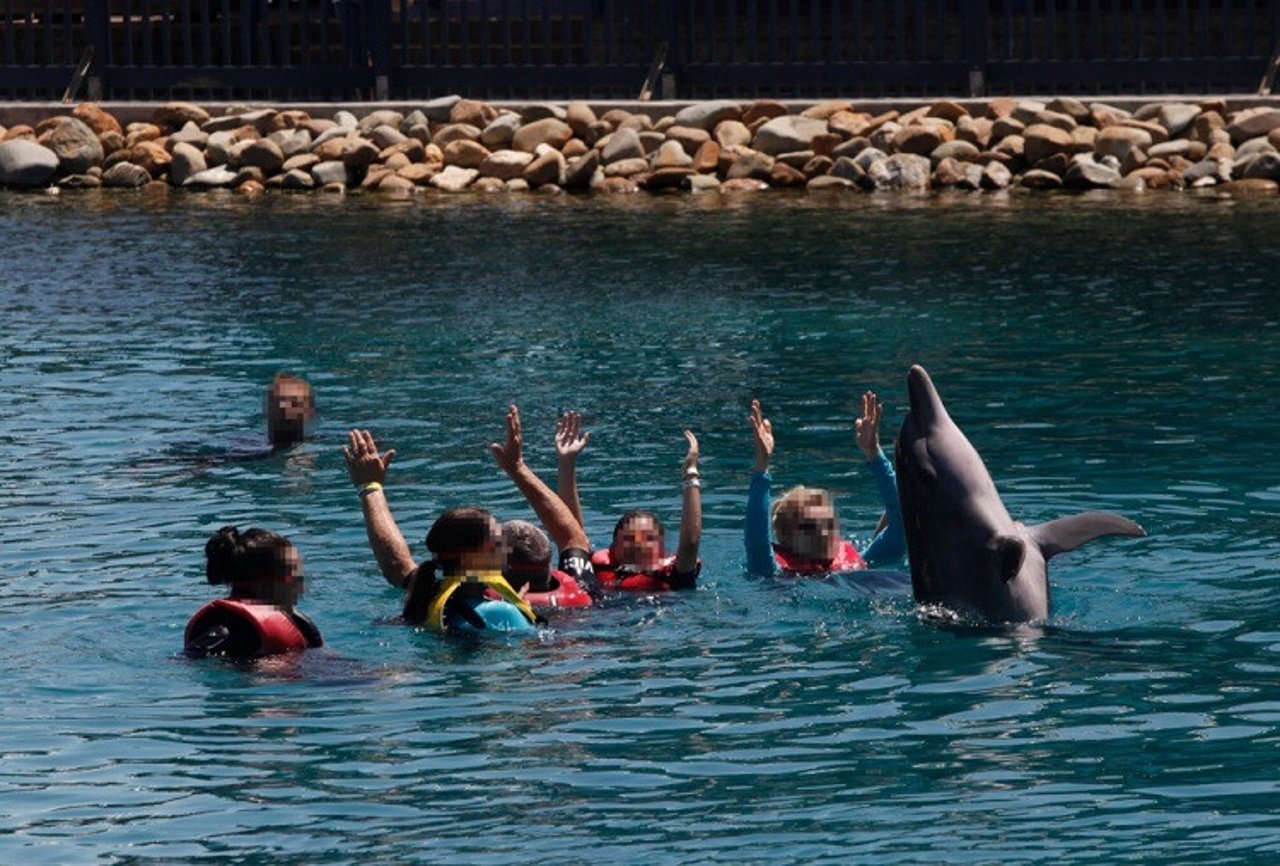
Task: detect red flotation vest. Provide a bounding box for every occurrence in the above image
[521,568,593,609]
[184,598,313,656]
[773,539,866,575]
[590,549,683,592]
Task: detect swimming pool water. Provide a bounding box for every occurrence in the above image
[1,189,1278,863]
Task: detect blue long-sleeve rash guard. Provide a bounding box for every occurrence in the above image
[744,450,906,577]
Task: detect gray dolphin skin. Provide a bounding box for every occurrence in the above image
[895,365,1145,623]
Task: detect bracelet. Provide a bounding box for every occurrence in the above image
[359,481,384,497]
[683,478,702,490]
[684,467,700,478]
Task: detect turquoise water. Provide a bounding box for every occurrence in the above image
[2,190,1279,863]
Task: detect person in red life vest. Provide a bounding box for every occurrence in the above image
[489,405,596,609]
[554,410,703,592]
[744,393,906,577]
[185,526,323,658]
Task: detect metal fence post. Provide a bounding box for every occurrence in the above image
[366,0,393,100]
[962,0,989,97]
[84,0,110,99]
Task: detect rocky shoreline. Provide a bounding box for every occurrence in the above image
[1,96,1279,196]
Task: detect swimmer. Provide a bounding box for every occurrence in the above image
[266,372,314,448]
[555,411,702,592]
[342,429,540,633]
[490,405,596,607]
[745,393,905,577]
[184,525,323,657]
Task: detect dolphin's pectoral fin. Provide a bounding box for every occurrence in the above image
[996,535,1026,583]
[1028,512,1146,560]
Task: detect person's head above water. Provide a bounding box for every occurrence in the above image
[425,506,505,576]
[204,525,303,607]
[610,510,665,571]
[265,373,314,447]
[772,486,842,563]
[502,519,551,588]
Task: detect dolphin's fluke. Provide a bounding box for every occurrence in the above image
[1027,512,1146,560]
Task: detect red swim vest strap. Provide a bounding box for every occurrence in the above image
[185,598,311,655]
[523,569,594,609]
[774,539,866,574]
[589,549,676,592]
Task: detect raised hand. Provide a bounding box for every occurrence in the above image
[749,399,774,473]
[343,429,396,486]
[555,410,591,463]
[489,404,524,475]
[854,391,882,460]
[683,430,700,476]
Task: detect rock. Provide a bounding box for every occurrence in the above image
[368,124,406,150]
[1155,103,1200,137]
[234,138,285,174]
[986,97,1017,119]
[1219,178,1278,195]
[1242,152,1280,181]
[1011,100,1047,125]
[565,102,597,136]
[720,177,769,193]
[1063,154,1122,189]
[443,139,491,169]
[1032,152,1070,177]
[479,149,534,180]
[1095,125,1153,172]
[776,150,815,169]
[640,167,694,191]
[479,113,522,149]
[1148,139,1206,161]
[600,108,634,126]
[377,174,416,194]
[128,141,171,177]
[357,110,403,136]
[380,139,425,163]
[268,110,310,132]
[932,157,969,188]
[991,116,1026,141]
[232,165,264,186]
[930,139,980,164]
[471,176,505,193]
[869,122,901,152]
[1022,124,1075,165]
[665,125,711,156]
[168,121,208,151]
[1126,166,1183,190]
[1046,97,1090,123]
[769,162,807,187]
[523,149,566,187]
[1183,157,1232,185]
[563,151,599,191]
[714,120,752,149]
[829,156,864,183]
[1019,169,1063,190]
[926,100,969,123]
[40,117,103,176]
[3,125,34,142]
[183,166,238,188]
[807,175,857,191]
[72,103,121,137]
[421,96,461,123]
[383,153,411,172]
[674,100,742,131]
[683,173,719,193]
[802,155,834,178]
[332,110,358,130]
[1034,110,1077,132]
[430,165,477,191]
[603,157,649,177]
[520,103,568,123]
[1118,118,1168,145]
[397,163,436,185]
[58,173,101,189]
[866,153,931,191]
[450,99,498,128]
[101,161,151,188]
[0,140,58,187]
[691,140,721,174]
[652,140,693,169]
[801,100,855,120]
[153,102,210,131]
[511,118,573,153]
[124,123,164,148]
[1071,126,1098,151]
[980,161,1012,190]
[168,142,206,186]
[310,160,350,186]
[726,149,774,181]
[235,178,265,195]
[639,130,666,154]
[99,131,125,153]
[1227,108,1280,144]
[602,127,644,164]
[892,124,944,156]
[742,100,788,126]
[956,116,993,150]
[341,138,382,168]
[280,168,316,190]
[312,134,352,162]
[753,115,828,156]
[432,124,482,147]
[1190,111,1226,144]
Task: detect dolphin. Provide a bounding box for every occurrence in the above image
[895,365,1145,623]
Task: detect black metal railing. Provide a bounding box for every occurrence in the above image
[2,1,1276,101]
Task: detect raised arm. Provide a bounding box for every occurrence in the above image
[674,430,702,575]
[555,410,590,531]
[492,405,591,552]
[854,391,906,567]
[343,428,417,588]
[744,399,777,576]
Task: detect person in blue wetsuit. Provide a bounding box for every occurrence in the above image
[745,392,905,577]
[342,428,540,634]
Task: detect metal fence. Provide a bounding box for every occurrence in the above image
[2,0,1277,101]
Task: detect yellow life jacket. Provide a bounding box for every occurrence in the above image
[424,570,539,633]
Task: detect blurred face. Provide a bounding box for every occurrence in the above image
[273,546,304,606]
[452,524,507,576]
[781,502,841,562]
[266,379,314,445]
[611,515,663,571]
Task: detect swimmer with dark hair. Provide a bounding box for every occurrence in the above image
[554,410,703,593]
[342,430,540,634]
[184,526,323,658]
[265,372,315,448]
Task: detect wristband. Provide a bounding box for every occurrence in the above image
[359,481,384,497]
[684,466,700,478]
[683,478,702,490]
